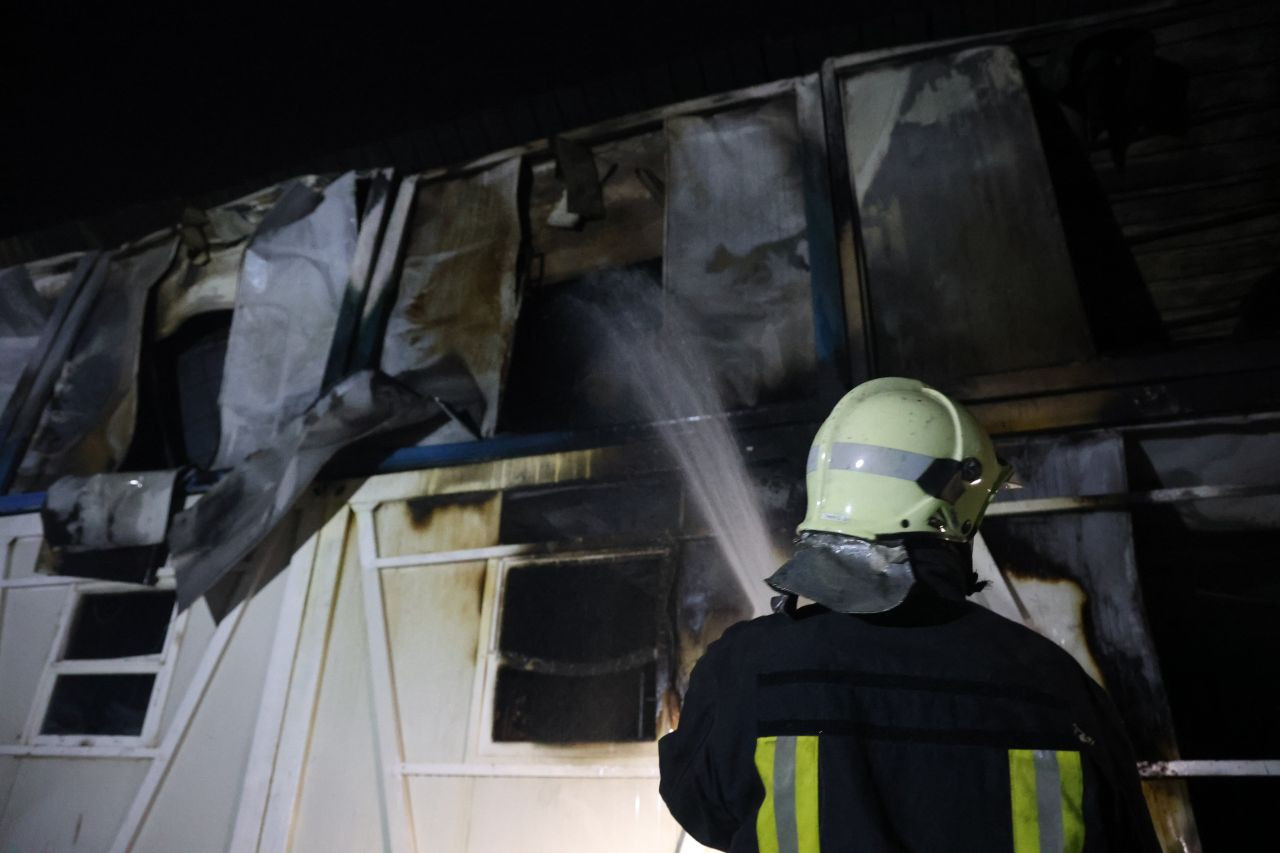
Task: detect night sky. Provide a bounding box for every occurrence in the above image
[3,2,1137,244]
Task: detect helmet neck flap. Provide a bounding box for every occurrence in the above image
[766,532,982,615]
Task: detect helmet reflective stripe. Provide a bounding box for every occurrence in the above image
[812,442,938,480]
[811,442,987,503]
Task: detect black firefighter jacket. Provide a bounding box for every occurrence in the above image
[658,594,1162,853]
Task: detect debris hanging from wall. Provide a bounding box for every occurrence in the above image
[42,469,180,584]
[171,369,452,614]
[16,234,177,491]
[214,172,356,468]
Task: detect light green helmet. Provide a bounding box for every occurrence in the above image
[800,377,1012,543]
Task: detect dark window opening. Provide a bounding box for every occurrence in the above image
[40,673,156,736]
[55,546,172,587]
[498,477,681,545]
[63,591,175,660]
[499,259,663,433]
[493,556,663,743]
[494,665,656,743]
[152,311,232,470]
[1126,431,1279,851]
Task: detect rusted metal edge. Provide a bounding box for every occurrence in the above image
[1139,760,1280,778]
[988,483,1280,517]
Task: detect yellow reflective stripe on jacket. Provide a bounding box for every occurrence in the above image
[755,736,821,853]
[1009,749,1086,853]
[755,738,780,853]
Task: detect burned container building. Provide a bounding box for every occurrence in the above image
[1,1,1277,851]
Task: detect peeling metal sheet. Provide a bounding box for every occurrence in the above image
[664,91,818,410]
[170,370,449,613]
[44,470,177,549]
[322,170,395,389]
[153,183,292,339]
[41,469,179,584]
[352,175,419,372]
[0,252,101,492]
[215,173,358,468]
[16,235,177,491]
[841,46,1093,380]
[0,266,54,415]
[381,159,522,440]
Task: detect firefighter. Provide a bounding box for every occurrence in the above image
[658,377,1160,852]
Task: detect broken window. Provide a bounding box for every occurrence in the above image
[491,553,667,743]
[500,259,664,432]
[154,311,232,470]
[35,588,177,739]
[505,98,833,433]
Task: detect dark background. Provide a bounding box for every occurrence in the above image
[3,1,1143,243]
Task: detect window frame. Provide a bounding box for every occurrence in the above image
[473,546,673,760]
[23,577,187,748]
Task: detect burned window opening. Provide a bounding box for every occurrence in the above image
[154,311,233,471]
[119,284,185,473]
[63,590,175,660]
[1123,426,1280,847]
[493,666,657,744]
[1129,505,1280,852]
[499,259,664,433]
[32,587,177,739]
[40,673,156,737]
[493,555,667,743]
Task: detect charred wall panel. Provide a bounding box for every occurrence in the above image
[665,90,819,410]
[841,46,1093,381]
[381,160,522,441]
